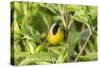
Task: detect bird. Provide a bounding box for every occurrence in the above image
[47,23,64,45]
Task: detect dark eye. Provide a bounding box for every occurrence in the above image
[52,23,59,35]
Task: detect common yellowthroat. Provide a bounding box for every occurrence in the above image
[47,23,64,45]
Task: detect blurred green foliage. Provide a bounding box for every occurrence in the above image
[11,1,97,65]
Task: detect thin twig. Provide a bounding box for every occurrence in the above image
[58,4,66,28]
[68,19,73,30]
[74,33,92,62]
[58,4,72,62]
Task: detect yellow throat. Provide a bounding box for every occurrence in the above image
[47,23,64,45]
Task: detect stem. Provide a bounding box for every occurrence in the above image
[58,4,66,28]
[67,44,71,62]
[68,19,73,30]
[58,4,72,62]
[74,33,92,62]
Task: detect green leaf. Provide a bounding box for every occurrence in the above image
[88,40,96,52]
[13,32,21,41]
[80,28,90,42]
[26,40,36,54]
[87,6,97,20]
[68,28,90,57]
[35,45,44,52]
[40,13,49,29]
[12,11,21,33]
[23,26,40,42]
[56,55,64,63]
[68,30,80,51]
[49,46,67,63]
[72,9,90,25]
[39,3,58,15]
[79,52,97,61]
[13,41,22,53]
[49,47,62,56]
[14,52,30,59]
[19,51,57,65]
[71,8,93,33]
[66,5,81,11]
